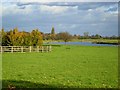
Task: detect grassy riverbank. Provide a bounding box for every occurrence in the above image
[2,45,118,88]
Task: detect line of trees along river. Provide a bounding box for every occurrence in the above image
[0,27,119,46]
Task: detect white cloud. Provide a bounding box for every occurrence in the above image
[84,4,118,23]
[2,3,32,16]
[39,5,78,14]
[88,9,93,12]
[2,0,119,2]
[2,3,79,15]
[0,4,2,27]
[0,5,2,16]
[70,24,77,28]
[95,6,107,12]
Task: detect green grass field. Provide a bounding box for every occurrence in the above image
[2,45,118,88]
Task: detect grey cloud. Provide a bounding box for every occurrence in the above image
[16,2,118,11]
[105,6,118,12]
[18,6,26,9]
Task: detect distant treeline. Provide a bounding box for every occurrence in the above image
[0,27,119,46]
[42,28,119,40]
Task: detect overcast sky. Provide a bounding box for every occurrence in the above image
[1,2,118,36]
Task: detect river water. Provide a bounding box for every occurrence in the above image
[48,42,117,46]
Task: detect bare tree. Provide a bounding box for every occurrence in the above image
[57,32,72,44]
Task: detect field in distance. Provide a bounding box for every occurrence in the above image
[2,45,118,88]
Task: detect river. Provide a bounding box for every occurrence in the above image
[47,42,117,46]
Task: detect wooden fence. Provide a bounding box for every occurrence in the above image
[0,46,52,53]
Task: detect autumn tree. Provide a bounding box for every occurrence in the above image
[56,32,72,44]
[1,28,7,46]
[22,31,31,46]
[6,28,22,46]
[30,29,43,46]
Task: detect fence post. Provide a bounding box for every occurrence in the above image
[49,45,51,52]
[11,46,13,53]
[37,46,39,52]
[29,46,31,52]
[21,46,23,53]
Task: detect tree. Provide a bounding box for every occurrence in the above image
[77,35,81,39]
[43,33,51,40]
[51,27,55,35]
[57,32,72,44]
[1,28,7,46]
[73,34,79,39]
[30,29,43,46]
[91,34,101,39]
[6,30,15,46]
[1,28,43,46]
[50,27,56,40]
[84,32,89,39]
[110,35,118,39]
[94,34,101,39]
[6,28,23,46]
[22,31,31,46]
